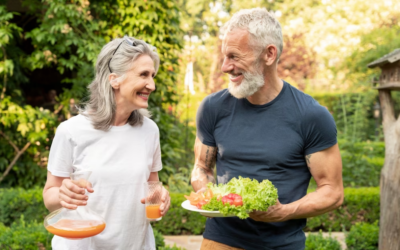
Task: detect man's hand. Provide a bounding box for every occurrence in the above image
[249,200,291,222]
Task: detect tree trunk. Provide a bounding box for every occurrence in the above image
[378,90,400,250]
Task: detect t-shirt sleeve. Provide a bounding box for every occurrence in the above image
[303,101,337,155]
[47,122,74,177]
[151,128,163,172]
[196,95,216,147]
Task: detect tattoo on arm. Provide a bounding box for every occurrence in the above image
[205,146,217,169]
[306,154,311,170]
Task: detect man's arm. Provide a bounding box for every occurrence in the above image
[191,137,217,192]
[250,143,343,222]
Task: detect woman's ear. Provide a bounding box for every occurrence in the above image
[109,73,120,89]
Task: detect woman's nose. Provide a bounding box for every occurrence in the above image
[146,78,156,92]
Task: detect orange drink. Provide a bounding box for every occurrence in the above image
[46,219,106,238]
[146,204,161,219]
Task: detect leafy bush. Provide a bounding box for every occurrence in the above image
[0,187,47,227]
[339,139,384,187]
[312,91,379,142]
[0,216,52,250]
[306,231,342,250]
[346,222,379,250]
[151,193,207,235]
[158,245,186,250]
[154,228,166,248]
[0,187,379,235]
[305,187,380,232]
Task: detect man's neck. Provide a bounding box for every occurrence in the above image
[246,74,284,105]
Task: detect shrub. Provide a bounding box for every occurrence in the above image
[346,222,379,250]
[339,140,385,187]
[0,216,52,250]
[306,231,342,250]
[154,228,166,248]
[305,187,380,232]
[0,187,380,235]
[0,187,48,227]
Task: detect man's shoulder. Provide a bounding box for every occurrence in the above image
[203,89,235,105]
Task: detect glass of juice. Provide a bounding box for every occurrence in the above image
[144,181,163,221]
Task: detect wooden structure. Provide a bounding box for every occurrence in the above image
[368,49,400,250]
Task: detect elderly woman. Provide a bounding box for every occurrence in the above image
[43,36,170,249]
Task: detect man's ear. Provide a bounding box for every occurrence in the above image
[109,73,120,89]
[262,45,278,66]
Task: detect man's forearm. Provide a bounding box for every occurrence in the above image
[284,185,343,220]
[191,166,215,192]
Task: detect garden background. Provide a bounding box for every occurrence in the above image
[0,0,400,249]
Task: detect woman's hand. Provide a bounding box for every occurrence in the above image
[140,186,171,216]
[59,178,94,209]
[159,187,170,215]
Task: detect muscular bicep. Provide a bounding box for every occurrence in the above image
[191,137,217,191]
[305,143,343,189]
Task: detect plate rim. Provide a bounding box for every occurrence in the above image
[181,200,221,214]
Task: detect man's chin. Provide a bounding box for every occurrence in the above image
[228,86,247,99]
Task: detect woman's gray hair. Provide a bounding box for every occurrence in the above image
[223,8,283,61]
[81,36,160,131]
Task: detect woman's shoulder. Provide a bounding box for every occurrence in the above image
[142,116,159,132]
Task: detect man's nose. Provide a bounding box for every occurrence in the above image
[221,58,233,73]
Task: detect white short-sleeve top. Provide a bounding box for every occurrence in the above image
[47,114,162,250]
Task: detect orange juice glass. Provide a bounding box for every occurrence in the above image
[144,181,163,221]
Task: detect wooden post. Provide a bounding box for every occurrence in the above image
[378,89,400,250]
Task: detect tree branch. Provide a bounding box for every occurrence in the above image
[0,130,19,152]
[0,46,7,101]
[0,141,31,183]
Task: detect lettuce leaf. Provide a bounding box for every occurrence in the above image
[201,176,278,219]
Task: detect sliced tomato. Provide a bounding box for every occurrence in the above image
[196,200,208,209]
[232,197,243,206]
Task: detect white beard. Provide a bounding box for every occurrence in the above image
[228,71,264,99]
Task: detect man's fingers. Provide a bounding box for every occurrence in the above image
[140,198,145,204]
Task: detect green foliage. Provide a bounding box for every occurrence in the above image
[312,91,380,142]
[0,216,52,250]
[306,231,342,250]
[158,245,186,250]
[305,187,380,232]
[339,139,385,187]
[346,222,379,250]
[0,0,189,189]
[0,187,47,227]
[151,193,206,235]
[154,228,166,249]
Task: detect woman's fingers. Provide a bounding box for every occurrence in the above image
[59,193,87,207]
[59,179,89,207]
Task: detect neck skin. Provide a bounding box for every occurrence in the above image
[113,94,135,126]
[246,61,283,105]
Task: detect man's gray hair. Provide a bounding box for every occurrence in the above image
[81,36,160,131]
[223,8,283,60]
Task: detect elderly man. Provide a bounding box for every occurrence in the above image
[191,8,343,250]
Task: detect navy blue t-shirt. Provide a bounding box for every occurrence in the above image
[196,81,337,250]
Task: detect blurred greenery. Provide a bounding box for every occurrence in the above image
[345,221,379,250]
[306,231,342,250]
[0,0,195,189]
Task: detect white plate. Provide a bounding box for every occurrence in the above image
[181,200,235,217]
